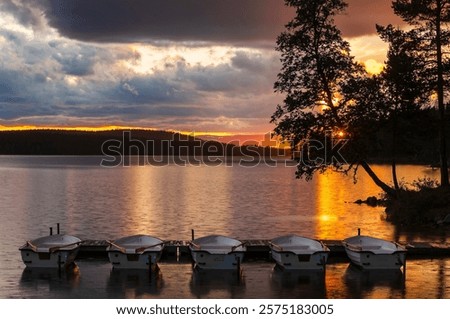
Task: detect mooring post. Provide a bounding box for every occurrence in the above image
[358,228,361,236]
[403,258,407,280]
[50,227,53,236]
[58,253,62,276]
[322,255,326,273]
[57,223,60,235]
[148,255,153,282]
[191,229,195,241]
[236,256,241,282]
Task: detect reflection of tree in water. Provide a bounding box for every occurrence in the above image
[437,258,447,299]
[270,266,327,299]
[106,267,164,298]
[189,268,245,298]
[343,264,405,298]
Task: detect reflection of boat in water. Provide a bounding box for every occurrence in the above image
[190,267,245,298]
[344,264,405,298]
[189,235,245,270]
[270,266,326,298]
[19,234,82,269]
[343,234,406,270]
[107,235,164,269]
[269,235,329,270]
[107,268,164,298]
[20,263,81,293]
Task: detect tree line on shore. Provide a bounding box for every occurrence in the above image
[0,129,285,157]
[0,121,446,163]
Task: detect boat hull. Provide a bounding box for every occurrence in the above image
[189,235,246,270]
[344,248,406,269]
[108,251,162,270]
[269,235,329,270]
[191,251,245,270]
[20,247,80,268]
[343,235,407,270]
[19,234,82,268]
[107,235,164,269]
[271,251,328,270]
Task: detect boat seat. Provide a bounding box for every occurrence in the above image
[276,245,315,253]
[362,245,382,250]
[288,245,310,250]
[195,246,243,254]
[198,245,240,250]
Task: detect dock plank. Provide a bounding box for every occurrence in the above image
[77,239,450,261]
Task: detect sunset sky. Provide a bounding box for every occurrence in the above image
[0,0,404,135]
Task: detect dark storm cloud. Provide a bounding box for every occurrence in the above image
[42,0,292,45]
[2,0,403,44]
[39,0,402,44]
[337,0,404,38]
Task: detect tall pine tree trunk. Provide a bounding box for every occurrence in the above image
[436,0,449,186]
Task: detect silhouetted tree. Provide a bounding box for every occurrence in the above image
[392,0,450,186]
[377,25,432,190]
[272,0,397,196]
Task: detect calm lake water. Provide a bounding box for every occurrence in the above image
[0,156,448,298]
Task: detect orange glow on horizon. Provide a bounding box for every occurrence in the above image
[0,125,155,132]
[179,131,237,138]
[0,125,272,141]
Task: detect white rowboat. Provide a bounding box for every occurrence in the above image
[189,235,245,270]
[19,234,82,268]
[343,235,406,270]
[107,235,164,269]
[269,235,329,270]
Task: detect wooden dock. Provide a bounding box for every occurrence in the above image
[77,239,450,262]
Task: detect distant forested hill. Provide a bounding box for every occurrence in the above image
[0,129,284,157]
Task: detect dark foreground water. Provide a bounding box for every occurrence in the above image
[0,156,448,298]
[10,259,450,299]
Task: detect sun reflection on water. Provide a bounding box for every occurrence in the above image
[314,168,393,241]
